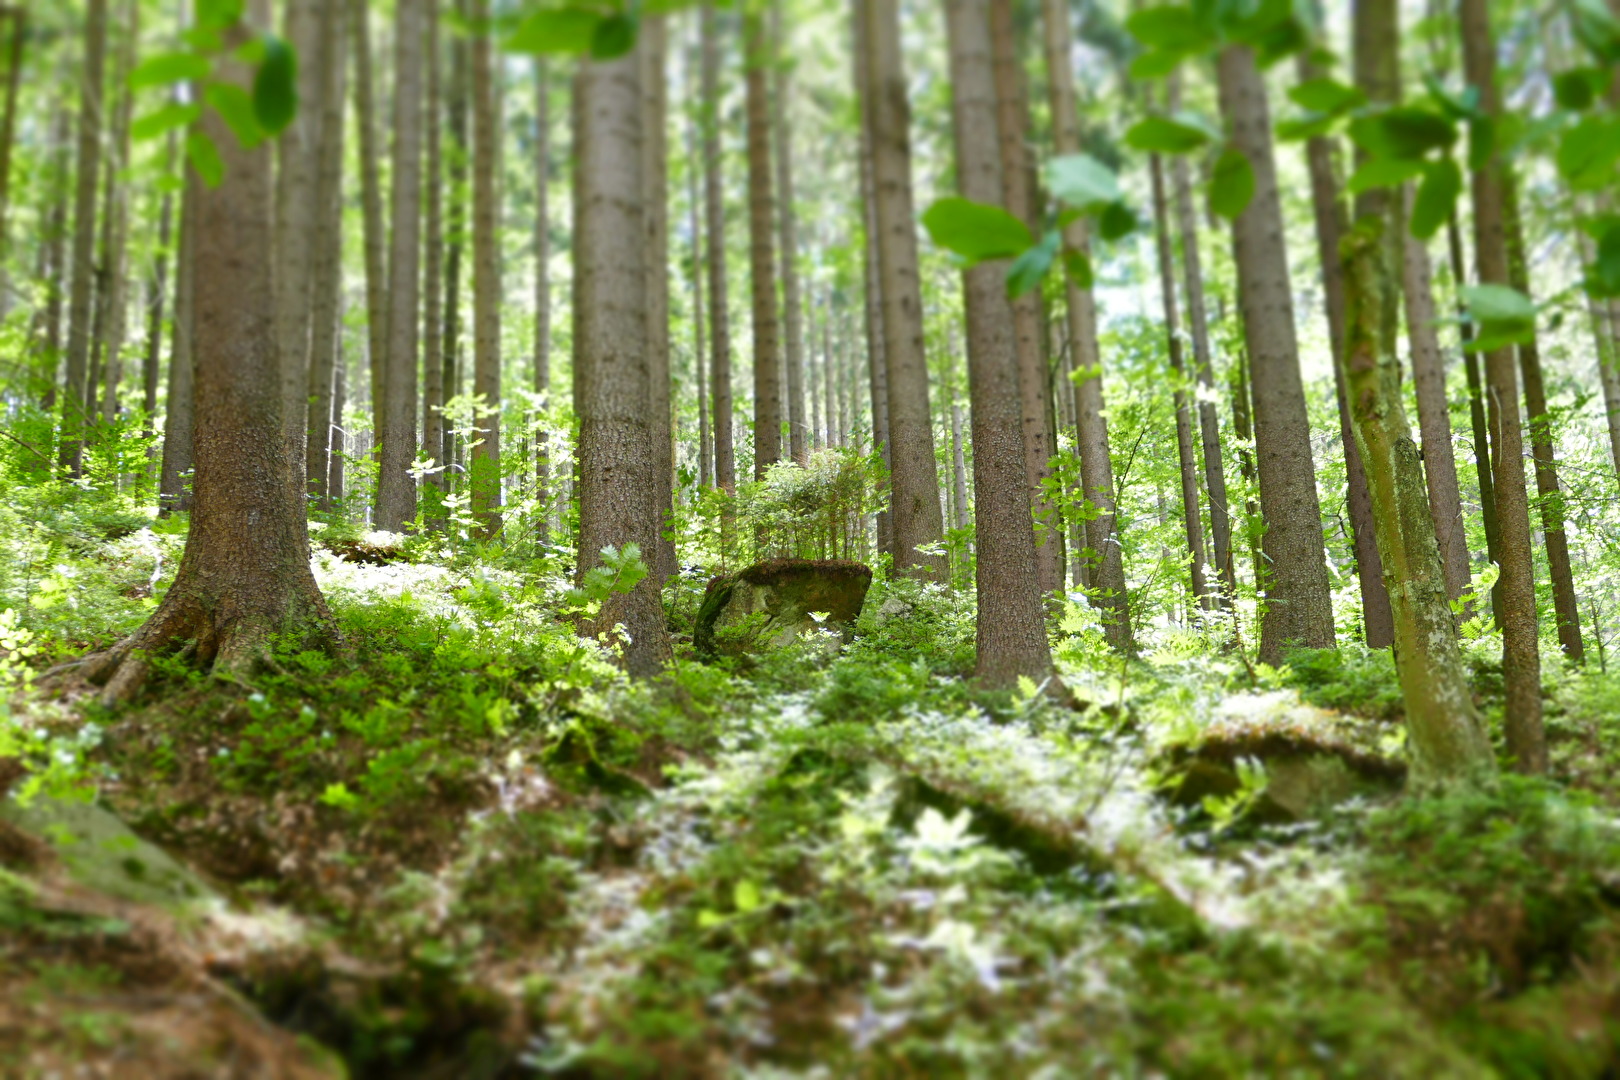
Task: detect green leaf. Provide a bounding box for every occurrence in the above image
[1287,77,1364,116]
[1276,113,1337,142]
[196,0,244,31]
[1346,156,1424,194]
[1553,68,1603,112]
[734,879,762,914]
[206,83,264,148]
[1557,114,1620,190]
[1062,249,1094,289]
[1423,74,1479,121]
[591,13,639,59]
[1208,147,1254,219]
[921,197,1032,262]
[252,35,299,135]
[506,9,601,54]
[1461,283,1535,325]
[1466,115,1495,173]
[1589,222,1620,297]
[186,130,224,188]
[1573,0,1620,64]
[1006,231,1058,299]
[1348,106,1457,161]
[131,102,202,143]
[1098,200,1137,241]
[1045,154,1120,212]
[1128,49,1182,80]
[1409,158,1460,240]
[1124,114,1212,154]
[129,52,211,90]
[1124,6,1210,54]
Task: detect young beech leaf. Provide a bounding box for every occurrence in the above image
[186,130,224,188]
[1409,158,1460,240]
[507,9,601,54]
[921,197,1032,263]
[1588,223,1620,297]
[1098,200,1137,241]
[132,103,202,143]
[206,83,264,149]
[1063,249,1094,289]
[1124,5,1210,55]
[196,0,244,31]
[1348,106,1456,161]
[1459,284,1536,352]
[1553,68,1602,112]
[1006,231,1058,299]
[591,13,639,59]
[1347,156,1424,194]
[1045,154,1120,212]
[129,52,211,91]
[1287,76,1364,116]
[1208,147,1255,220]
[1124,114,1211,154]
[252,35,299,136]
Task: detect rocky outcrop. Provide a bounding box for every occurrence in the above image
[694,559,873,659]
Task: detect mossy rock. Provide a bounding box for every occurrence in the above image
[694,559,873,659]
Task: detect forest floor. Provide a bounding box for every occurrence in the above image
[4,502,1620,1077]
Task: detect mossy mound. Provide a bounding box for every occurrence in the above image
[695,559,873,659]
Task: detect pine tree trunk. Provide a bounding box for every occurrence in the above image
[1402,194,1472,603]
[685,32,711,490]
[852,0,891,557]
[643,17,676,579]
[58,0,105,476]
[1576,217,1620,481]
[1344,0,1494,785]
[861,0,947,577]
[530,57,549,524]
[701,4,735,499]
[158,176,196,516]
[574,43,673,678]
[745,11,782,483]
[1040,0,1130,649]
[772,1,809,466]
[88,8,337,704]
[38,106,70,415]
[1149,147,1211,611]
[990,0,1058,596]
[422,1,445,505]
[470,0,502,536]
[306,0,348,510]
[92,0,136,428]
[442,0,469,486]
[1168,71,1233,608]
[329,350,348,506]
[1217,43,1336,664]
[1447,213,1501,618]
[376,0,423,531]
[141,133,177,457]
[945,0,1058,692]
[1460,0,1545,772]
[1296,52,1393,648]
[351,0,388,491]
[0,7,26,303]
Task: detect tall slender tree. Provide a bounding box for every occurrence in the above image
[532,57,551,528]
[470,0,502,536]
[351,0,388,478]
[772,1,809,466]
[422,0,446,507]
[745,11,782,482]
[644,17,677,579]
[306,0,348,508]
[702,5,735,500]
[58,0,106,476]
[158,177,196,515]
[95,0,136,425]
[852,0,891,557]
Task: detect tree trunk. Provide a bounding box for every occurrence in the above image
[1217,43,1336,663]
[1460,0,1545,772]
[1168,71,1233,608]
[442,0,470,487]
[861,0,947,577]
[38,106,70,415]
[989,0,1058,596]
[574,43,673,678]
[329,347,348,506]
[1447,213,1501,619]
[351,0,388,495]
[944,0,1058,692]
[92,0,136,427]
[1295,52,1392,649]
[530,56,549,526]
[643,16,676,579]
[421,0,445,506]
[1343,0,1494,785]
[88,8,338,705]
[1040,0,1130,649]
[1149,146,1211,611]
[685,33,710,490]
[470,0,502,536]
[375,0,423,531]
[1402,193,1471,603]
[59,0,106,476]
[158,176,196,516]
[0,7,26,305]
[852,0,891,557]
[1576,216,1620,482]
[306,0,348,510]
[744,11,782,482]
[701,4,735,499]
[772,1,809,466]
[141,133,178,457]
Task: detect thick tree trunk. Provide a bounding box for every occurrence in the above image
[852,0,891,556]
[1149,147,1211,611]
[643,17,676,579]
[1216,43,1336,663]
[1168,71,1233,608]
[89,9,337,704]
[351,0,388,488]
[701,4,735,499]
[158,176,196,516]
[1402,194,1471,603]
[989,0,1058,596]
[530,57,549,524]
[744,12,782,482]
[1460,0,1545,772]
[861,0,947,577]
[944,0,1059,692]
[306,0,348,509]
[376,0,424,531]
[442,0,469,486]
[1295,52,1393,649]
[1040,0,1130,649]
[772,2,809,466]
[59,0,106,476]
[574,44,674,678]
[1344,0,1494,785]
[470,0,502,536]
[422,1,445,505]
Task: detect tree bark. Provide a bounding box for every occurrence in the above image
[574,43,674,678]
[1447,213,1501,619]
[470,0,502,536]
[351,0,388,491]
[852,0,891,557]
[1343,0,1494,785]
[772,1,809,466]
[1402,193,1471,603]
[744,11,782,482]
[422,0,445,506]
[158,176,196,516]
[58,0,106,476]
[945,0,1058,692]
[306,0,348,510]
[0,7,26,305]
[93,0,136,427]
[1295,51,1392,649]
[1460,0,1545,771]
[442,0,470,486]
[38,105,70,415]
[530,56,549,526]
[88,6,337,705]
[643,17,676,579]
[701,4,735,499]
[861,0,947,577]
[1040,0,1130,649]
[684,31,711,490]
[142,132,178,457]
[1217,43,1336,663]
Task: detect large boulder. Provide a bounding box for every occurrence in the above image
[695,559,873,659]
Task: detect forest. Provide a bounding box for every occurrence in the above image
[3,0,1620,1073]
